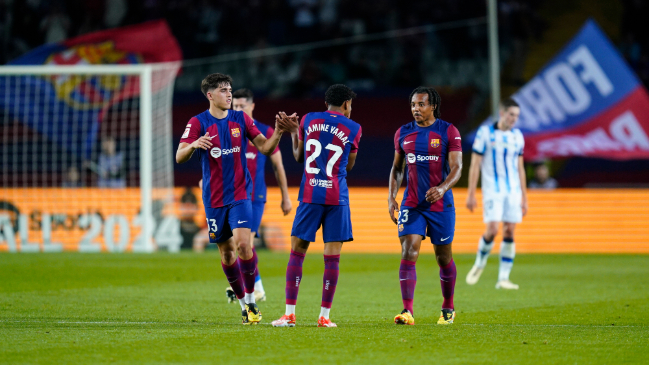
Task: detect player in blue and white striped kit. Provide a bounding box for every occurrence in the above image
[465,98,528,290]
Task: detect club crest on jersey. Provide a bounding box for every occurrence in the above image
[209,232,216,240]
[398,224,404,232]
[431,139,440,148]
[231,128,240,137]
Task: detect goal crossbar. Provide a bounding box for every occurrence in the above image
[0,63,180,75]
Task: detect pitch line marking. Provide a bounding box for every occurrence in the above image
[0,320,645,328]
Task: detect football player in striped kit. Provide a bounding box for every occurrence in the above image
[465,98,528,290]
[389,86,463,325]
[176,73,297,324]
[271,84,362,328]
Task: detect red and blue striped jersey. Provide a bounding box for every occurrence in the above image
[246,120,279,203]
[180,109,261,208]
[394,119,462,212]
[298,111,362,206]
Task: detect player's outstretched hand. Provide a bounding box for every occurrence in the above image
[388,197,399,225]
[274,114,289,133]
[425,186,445,203]
[276,111,299,133]
[466,193,477,212]
[191,132,213,150]
[277,111,299,133]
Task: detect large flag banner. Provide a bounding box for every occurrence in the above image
[10,20,181,66]
[0,20,182,158]
[471,19,649,160]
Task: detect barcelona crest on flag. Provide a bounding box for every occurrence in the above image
[431,139,440,148]
[231,128,241,137]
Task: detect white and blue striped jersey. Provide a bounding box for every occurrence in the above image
[472,123,525,194]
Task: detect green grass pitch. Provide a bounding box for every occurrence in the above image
[1,252,647,364]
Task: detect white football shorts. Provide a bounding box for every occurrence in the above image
[482,191,522,223]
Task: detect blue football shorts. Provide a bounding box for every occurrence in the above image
[205,199,253,243]
[397,205,455,245]
[291,202,353,243]
[251,200,266,236]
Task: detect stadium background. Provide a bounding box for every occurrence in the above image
[1,0,648,253]
[1,1,649,364]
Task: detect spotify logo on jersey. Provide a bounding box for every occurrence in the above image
[407,153,416,163]
[210,146,240,159]
[407,153,439,163]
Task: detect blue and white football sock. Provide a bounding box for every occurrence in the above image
[474,236,495,268]
[254,274,265,293]
[498,238,515,281]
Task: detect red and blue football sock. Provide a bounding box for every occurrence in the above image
[239,250,258,303]
[285,250,305,314]
[221,260,245,309]
[399,259,417,314]
[320,254,340,318]
[439,259,456,310]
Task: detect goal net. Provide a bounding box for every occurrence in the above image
[0,63,182,253]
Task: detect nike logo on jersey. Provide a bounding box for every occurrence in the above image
[455,137,461,139]
[209,135,218,139]
[238,220,247,224]
[441,236,450,241]
[404,141,414,144]
[399,279,408,281]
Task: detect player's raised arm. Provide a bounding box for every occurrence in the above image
[250,112,298,156]
[290,115,306,163]
[176,132,213,164]
[176,117,210,164]
[388,151,406,224]
[466,152,483,212]
[291,132,304,163]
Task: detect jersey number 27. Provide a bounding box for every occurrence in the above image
[305,139,343,177]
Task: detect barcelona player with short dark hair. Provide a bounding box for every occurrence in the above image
[176,73,298,325]
[272,84,362,328]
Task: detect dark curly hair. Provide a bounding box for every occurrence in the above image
[325,84,357,107]
[409,86,441,119]
[201,73,233,97]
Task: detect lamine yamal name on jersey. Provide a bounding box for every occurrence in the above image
[306,123,351,145]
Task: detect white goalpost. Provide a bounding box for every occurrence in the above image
[0,63,182,253]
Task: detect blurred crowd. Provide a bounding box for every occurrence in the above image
[619,0,649,88]
[0,0,542,97]
[4,0,647,92]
